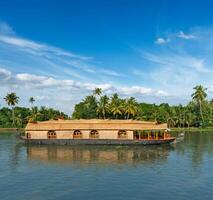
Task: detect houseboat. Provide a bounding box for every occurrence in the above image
[23,119,176,145]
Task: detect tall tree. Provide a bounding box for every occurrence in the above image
[191,85,207,123]
[110,93,123,119]
[4,92,19,127]
[72,95,98,119]
[29,97,35,107]
[96,95,109,119]
[93,88,102,99]
[124,97,138,119]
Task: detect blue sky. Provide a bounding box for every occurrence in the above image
[1,0,213,114]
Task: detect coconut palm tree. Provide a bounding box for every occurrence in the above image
[124,97,138,119]
[110,93,123,119]
[14,113,23,127]
[93,88,102,99]
[4,92,19,127]
[27,109,41,123]
[29,97,35,107]
[96,95,109,119]
[191,85,207,123]
[111,103,123,119]
[167,117,175,128]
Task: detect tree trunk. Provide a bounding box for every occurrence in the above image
[199,100,204,123]
[12,107,15,127]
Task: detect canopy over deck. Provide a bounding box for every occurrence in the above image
[25,119,167,131]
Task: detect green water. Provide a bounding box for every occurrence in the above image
[0,132,212,200]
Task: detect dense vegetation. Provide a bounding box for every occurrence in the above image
[0,85,212,128]
[0,94,68,128]
[73,85,213,128]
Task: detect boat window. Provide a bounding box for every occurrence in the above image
[73,130,82,139]
[118,130,127,139]
[158,131,163,139]
[90,130,99,139]
[47,130,57,139]
[133,131,140,140]
[140,131,148,139]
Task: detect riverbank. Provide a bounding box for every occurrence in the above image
[171,127,213,132]
[0,128,24,133]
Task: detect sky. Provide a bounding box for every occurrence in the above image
[1,0,213,114]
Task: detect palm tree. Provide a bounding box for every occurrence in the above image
[111,104,123,119]
[14,113,23,127]
[110,93,122,119]
[166,107,176,128]
[191,85,207,123]
[29,97,35,107]
[96,95,109,119]
[167,117,175,128]
[4,92,19,127]
[124,97,138,119]
[27,107,41,123]
[93,88,102,99]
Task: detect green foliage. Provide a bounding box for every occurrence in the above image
[0,106,68,128]
[72,95,98,119]
[72,85,213,128]
[1,85,213,129]
[4,92,19,106]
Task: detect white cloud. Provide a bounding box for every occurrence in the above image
[0,67,170,113]
[144,52,211,73]
[155,37,169,45]
[0,31,123,82]
[178,31,196,39]
[0,68,11,80]
[16,73,47,82]
[119,86,168,97]
[134,27,213,98]
[100,69,122,77]
[120,86,152,95]
[0,35,90,60]
[5,69,166,96]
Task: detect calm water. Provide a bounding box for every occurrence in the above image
[0,132,213,200]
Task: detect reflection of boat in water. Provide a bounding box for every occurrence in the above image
[178,133,185,137]
[27,145,174,166]
[23,120,176,145]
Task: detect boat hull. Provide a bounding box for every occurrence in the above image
[22,138,176,145]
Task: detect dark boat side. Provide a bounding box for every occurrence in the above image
[23,138,176,145]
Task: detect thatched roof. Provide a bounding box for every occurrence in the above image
[25,119,167,131]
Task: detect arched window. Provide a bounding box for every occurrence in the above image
[73,130,82,139]
[90,130,99,139]
[118,130,127,139]
[47,130,57,139]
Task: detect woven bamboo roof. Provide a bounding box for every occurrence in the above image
[25,119,167,131]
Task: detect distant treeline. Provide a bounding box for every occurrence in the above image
[72,86,213,128]
[0,106,68,128]
[0,85,212,128]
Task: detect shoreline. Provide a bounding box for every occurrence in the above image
[171,127,213,132]
[0,128,24,133]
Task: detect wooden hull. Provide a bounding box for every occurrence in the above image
[22,138,176,145]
